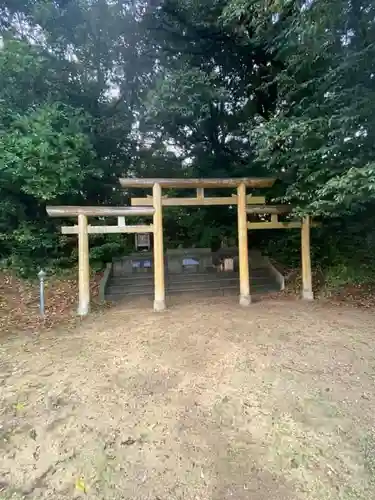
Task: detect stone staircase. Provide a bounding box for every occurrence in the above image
[105,252,282,302]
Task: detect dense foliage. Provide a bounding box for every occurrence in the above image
[1,0,374,285]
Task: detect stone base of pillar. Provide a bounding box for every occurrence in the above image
[239,294,252,306]
[302,290,314,301]
[154,299,166,312]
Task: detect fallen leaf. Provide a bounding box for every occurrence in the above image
[121,437,136,446]
[14,402,25,411]
[75,477,86,493]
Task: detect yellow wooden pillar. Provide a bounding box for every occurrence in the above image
[301,215,313,300]
[153,182,166,311]
[77,213,90,315]
[237,182,251,305]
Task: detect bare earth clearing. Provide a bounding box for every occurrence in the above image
[1,296,375,499]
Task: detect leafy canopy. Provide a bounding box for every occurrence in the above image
[1,0,375,280]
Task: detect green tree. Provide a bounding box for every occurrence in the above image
[222,0,375,214]
[0,1,154,272]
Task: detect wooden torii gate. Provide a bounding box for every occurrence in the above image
[47,177,316,315]
[246,204,317,301]
[47,205,155,315]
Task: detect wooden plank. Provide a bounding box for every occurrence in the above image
[247,221,302,229]
[244,195,266,205]
[47,206,154,217]
[89,225,153,234]
[301,216,313,300]
[120,177,276,189]
[153,183,166,311]
[246,204,293,214]
[61,225,154,235]
[197,187,204,199]
[271,214,278,224]
[237,183,251,306]
[77,214,90,316]
[131,195,266,207]
[248,220,320,229]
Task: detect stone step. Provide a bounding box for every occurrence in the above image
[105,266,280,301]
[105,285,279,301]
[108,278,273,290]
[107,275,276,292]
[111,269,273,283]
[111,272,156,283]
[106,285,279,301]
[106,280,278,298]
[168,282,277,293]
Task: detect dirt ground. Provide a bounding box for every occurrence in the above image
[1,296,375,500]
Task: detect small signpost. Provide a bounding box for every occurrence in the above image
[224,258,234,271]
[38,269,46,316]
[135,233,151,251]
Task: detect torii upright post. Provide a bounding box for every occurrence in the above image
[153,182,166,311]
[237,182,251,305]
[77,213,90,316]
[301,215,313,300]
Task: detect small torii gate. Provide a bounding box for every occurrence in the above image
[47,177,316,315]
[47,205,155,315]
